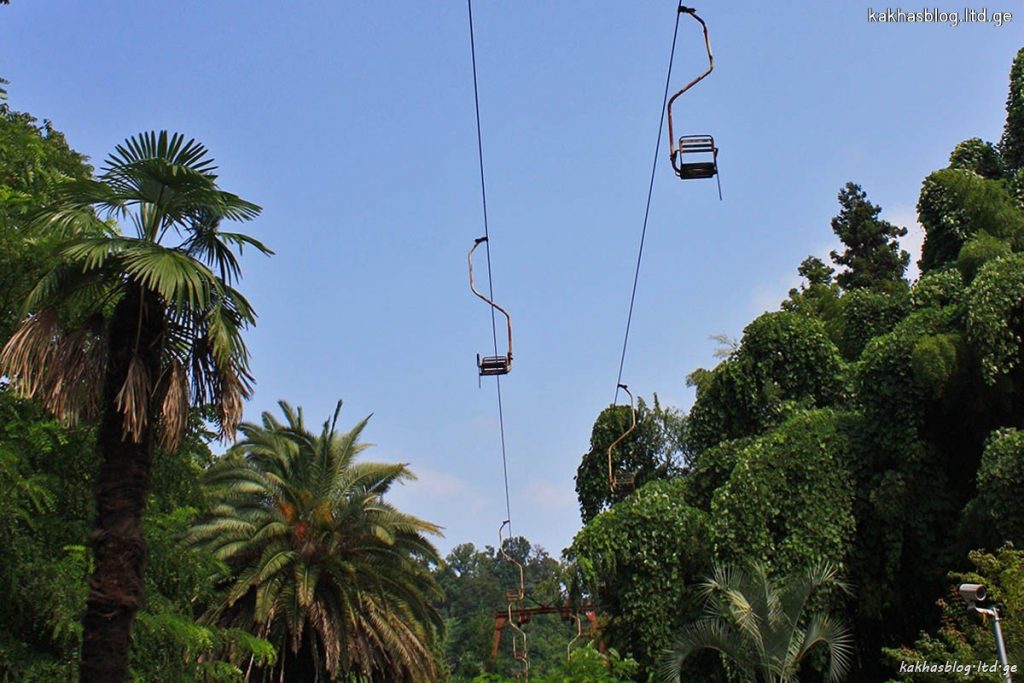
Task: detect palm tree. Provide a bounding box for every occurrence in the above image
[659,562,854,683]
[0,131,269,682]
[188,400,445,682]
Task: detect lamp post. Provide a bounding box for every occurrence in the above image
[959,583,1013,683]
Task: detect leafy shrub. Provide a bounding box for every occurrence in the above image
[976,429,1024,544]
[917,169,1024,272]
[957,231,1012,282]
[911,333,960,399]
[837,287,910,359]
[966,254,1024,383]
[709,410,856,573]
[566,479,710,676]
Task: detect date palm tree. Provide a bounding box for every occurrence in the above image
[659,562,854,683]
[188,400,445,682]
[0,131,269,682]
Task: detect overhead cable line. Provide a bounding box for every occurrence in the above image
[613,4,685,404]
[467,0,513,535]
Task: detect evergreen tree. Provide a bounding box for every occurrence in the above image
[829,182,909,290]
[797,256,835,287]
[999,48,1024,172]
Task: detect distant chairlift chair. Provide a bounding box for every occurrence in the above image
[468,236,513,377]
[498,520,530,678]
[607,384,637,496]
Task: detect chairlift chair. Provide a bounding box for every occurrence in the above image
[498,520,530,678]
[499,520,526,605]
[607,384,638,495]
[468,236,513,376]
[674,134,718,179]
[666,5,722,198]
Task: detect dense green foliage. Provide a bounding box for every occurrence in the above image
[566,479,710,677]
[0,389,274,681]
[0,81,94,342]
[708,410,856,574]
[917,169,1024,272]
[566,47,1024,682]
[686,311,844,452]
[468,645,640,683]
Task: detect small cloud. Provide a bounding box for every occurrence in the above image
[408,467,474,497]
[525,480,577,512]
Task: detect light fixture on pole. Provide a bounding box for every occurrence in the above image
[959,583,1013,683]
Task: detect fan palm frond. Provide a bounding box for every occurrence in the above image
[661,562,853,683]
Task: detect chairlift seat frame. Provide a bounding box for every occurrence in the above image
[673,134,718,180]
[613,471,636,492]
[479,353,512,376]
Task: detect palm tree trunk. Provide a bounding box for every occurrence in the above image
[79,283,164,683]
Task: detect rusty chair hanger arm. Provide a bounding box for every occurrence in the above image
[468,236,513,360]
[666,6,714,154]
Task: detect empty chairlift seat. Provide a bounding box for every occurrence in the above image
[666,6,722,197]
[478,353,512,376]
[673,134,718,179]
[468,236,514,377]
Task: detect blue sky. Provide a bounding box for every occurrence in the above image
[2,1,1020,558]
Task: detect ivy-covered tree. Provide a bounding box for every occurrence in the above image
[784,256,842,326]
[973,429,1024,546]
[687,311,844,453]
[709,410,857,574]
[917,169,1024,272]
[566,479,711,679]
[574,396,686,523]
[829,182,909,291]
[949,137,1005,179]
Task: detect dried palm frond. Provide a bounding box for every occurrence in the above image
[1,309,107,427]
[217,367,247,441]
[157,360,190,452]
[115,354,152,443]
[0,308,61,398]
[43,319,107,427]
